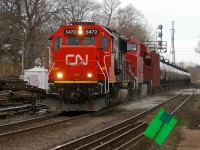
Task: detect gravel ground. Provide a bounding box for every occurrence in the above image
[0,88,197,150]
[0,109,142,150]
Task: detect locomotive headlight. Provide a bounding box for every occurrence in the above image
[78,26,82,30]
[57,72,63,79]
[78,30,83,35]
[87,73,92,78]
[78,26,83,35]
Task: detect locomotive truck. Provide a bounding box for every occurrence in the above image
[47,22,191,112]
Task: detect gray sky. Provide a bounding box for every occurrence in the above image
[121,0,200,65]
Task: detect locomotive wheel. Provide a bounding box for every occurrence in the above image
[128,87,133,100]
[128,87,137,100]
[108,89,120,105]
[137,85,142,97]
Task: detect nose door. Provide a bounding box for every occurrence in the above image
[64,46,98,81]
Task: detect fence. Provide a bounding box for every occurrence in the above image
[0,61,21,79]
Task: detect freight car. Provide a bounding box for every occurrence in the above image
[47,22,191,112]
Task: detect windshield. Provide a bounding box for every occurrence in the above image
[127,43,137,51]
[83,37,96,45]
[67,37,80,45]
[67,37,97,45]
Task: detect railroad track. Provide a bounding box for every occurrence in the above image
[52,87,198,150]
[70,121,147,150]
[0,104,47,115]
[0,113,89,140]
[0,86,196,149]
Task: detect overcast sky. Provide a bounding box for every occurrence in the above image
[120,0,200,65]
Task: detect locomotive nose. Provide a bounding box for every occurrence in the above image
[62,45,98,81]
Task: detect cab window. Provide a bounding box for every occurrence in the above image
[83,37,96,45]
[67,37,80,45]
[101,36,108,50]
[55,37,62,50]
[127,43,137,51]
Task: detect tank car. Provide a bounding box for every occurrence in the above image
[160,61,191,87]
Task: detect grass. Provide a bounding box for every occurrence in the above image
[168,117,188,149]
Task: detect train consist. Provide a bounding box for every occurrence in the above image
[47,22,191,112]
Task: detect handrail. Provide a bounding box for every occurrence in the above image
[97,61,107,94]
[48,62,55,76]
[103,52,110,93]
[46,62,55,93]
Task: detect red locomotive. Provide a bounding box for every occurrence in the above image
[47,22,191,112]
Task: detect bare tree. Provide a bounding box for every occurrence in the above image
[89,2,102,24]
[16,0,57,68]
[0,0,102,70]
[194,37,200,54]
[113,4,152,41]
[186,65,200,82]
[0,0,23,62]
[0,0,59,69]
[102,0,121,27]
[0,0,153,71]
[58,0,99,24]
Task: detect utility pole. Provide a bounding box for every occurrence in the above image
[22,42,24,75]
[170,21,175,63]
[19,42,24,80]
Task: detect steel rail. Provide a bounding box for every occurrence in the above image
[115,132,144,150]
[75,122,144,150]
[92,122,147,150]
[0,104,46,114]
[0,114,60,131]
[0,113,89,139]
[171,90,196,115]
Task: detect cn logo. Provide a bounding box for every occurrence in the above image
[66,54,88,66]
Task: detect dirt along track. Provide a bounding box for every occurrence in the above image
[135,88,200,150]
[0,87,198,150]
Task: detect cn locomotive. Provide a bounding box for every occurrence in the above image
[47,22,191,112]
